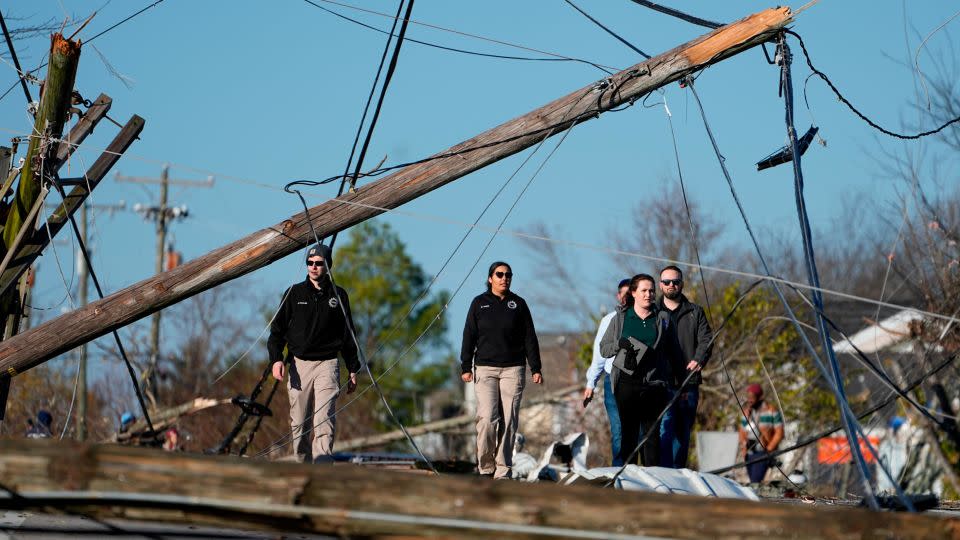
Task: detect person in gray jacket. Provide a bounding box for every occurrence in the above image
[600,273,682,466]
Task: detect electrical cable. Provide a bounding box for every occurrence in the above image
[685,75,886,509]
[0,11,34,105]
[302,0,601,68]
[309,0,619,73]
[627,0,721,29]
[325,0,406,250]
[334,0,414,248]
[660,93,805,492]
[786,29,960,140]
[46,178,156,434]
[563,0,650,59]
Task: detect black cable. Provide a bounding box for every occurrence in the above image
[85,0,166,44]
[328,0,406,250]
[0,11,33,104]
[786,30,960,140]
[284,102,616,192]
[301,0,606,69]
[340,0,414,213]
[0,0,166,107]
[564,0,650,59]
[627,0,722,29]
[708,353,957,475]
[47,180,155,434]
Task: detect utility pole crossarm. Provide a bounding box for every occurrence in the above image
[0,115,145,298]
[0,7,794,376]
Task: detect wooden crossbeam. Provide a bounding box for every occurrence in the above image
[0,115,145,298]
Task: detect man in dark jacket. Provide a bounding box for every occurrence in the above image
[269,244,360,463]
[657,265,713,468]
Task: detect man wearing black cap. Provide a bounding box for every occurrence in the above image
[268,244,360,463]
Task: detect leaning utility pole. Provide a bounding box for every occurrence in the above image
[0,7,794,375]
[115,166,212,407]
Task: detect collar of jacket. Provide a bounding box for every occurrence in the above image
[482,290,517,302]
[658,293,694,315]
[303,275,332,292]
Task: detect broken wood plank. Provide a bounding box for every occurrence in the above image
[0,115,145,298]
[0,7,793,377]
[0,439,955,539]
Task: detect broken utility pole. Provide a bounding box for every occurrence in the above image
[0,7,794,376]
[0,32,81,420]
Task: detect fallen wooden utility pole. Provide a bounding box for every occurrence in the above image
[0,439,956,539]
[0,7,794,377]
[338,384,580,451]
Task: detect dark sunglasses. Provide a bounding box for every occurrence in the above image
[494,271,513,279]
[306,260,326,267]
[661,279,682,286]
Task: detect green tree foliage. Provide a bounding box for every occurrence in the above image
[332,220,452,426]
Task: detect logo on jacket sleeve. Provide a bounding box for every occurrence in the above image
[328,297,339,308]
[507,300,517,309]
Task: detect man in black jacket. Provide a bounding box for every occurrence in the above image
[658,265,713,468]
[269,244,360,463]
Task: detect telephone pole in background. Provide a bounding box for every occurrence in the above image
[115,166,213,407]
[75,200,125,441]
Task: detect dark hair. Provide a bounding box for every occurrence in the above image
[659,265,683,280]
[625,273,655,305]
[486,261,512,291]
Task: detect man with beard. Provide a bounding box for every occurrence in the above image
[658,265,713,468]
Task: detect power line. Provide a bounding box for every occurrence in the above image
[627,0,721,29]
[301,0,595,67]
[563,0,650,59]
[787,30,960,140]
[0,11,34,104]
[308,0,619,72]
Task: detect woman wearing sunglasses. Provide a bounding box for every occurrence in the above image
[460,261,543,479]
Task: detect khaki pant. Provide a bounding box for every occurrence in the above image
[474,365,525,479]
[287,357,339,463]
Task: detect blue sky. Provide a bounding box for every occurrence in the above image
[1,1,957,375]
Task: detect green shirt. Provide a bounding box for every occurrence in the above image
[622,307,657,348]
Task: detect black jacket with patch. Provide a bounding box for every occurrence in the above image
[460,291,541,374]
[267,276,360,373]
[658,294,713,387]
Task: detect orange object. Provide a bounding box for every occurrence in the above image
[165,250,182,271]
[817,435,880,464]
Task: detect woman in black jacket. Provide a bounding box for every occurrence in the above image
[600,273,681,467]
[460,261,543,479]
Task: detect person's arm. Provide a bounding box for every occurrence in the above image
[691,306,714,371]
[766,412,785,451]
[583,316,611,403]
[338,288,361,393]
[599,313,622,359]
[737,413,749,459]
[521,299,543,384]
[460,298,479,381]
[267,288,293,380]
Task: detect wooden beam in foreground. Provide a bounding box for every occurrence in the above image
[0,7,794,377]
[0,439,955,539]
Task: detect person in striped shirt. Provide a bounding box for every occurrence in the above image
[738,383,784,483]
